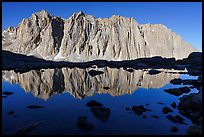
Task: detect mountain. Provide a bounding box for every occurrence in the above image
[2,68,179,100]
[2,10,197,62]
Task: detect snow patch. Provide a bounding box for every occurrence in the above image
[54,51,65,60]
[61,18,66,21]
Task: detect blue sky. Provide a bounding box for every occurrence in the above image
[2,2,202,51]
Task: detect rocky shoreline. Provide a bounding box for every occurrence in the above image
[2,50,202,75]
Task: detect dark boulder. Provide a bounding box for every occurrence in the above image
[162,106,173,114]
[166,114,186,124]
[175,115,185,122]
[146,56,165,65]
[178,93,202,113]
[171,102,177,109]
[8,111,15,115]
[142,115,147,118]
[77,116,94,131]
[170,78,183,85]
[90,106,111,122]
[2,91,14,96]
[151,115,159,119]
[187,52,202,66]
[177,89,202,124]
[164,88,183,96]
[146,108,152,111]
[158,102,165,105]
[187,125,202,135]
[131,105,147,116]
[179,86,191,93]
[162,58,176,68]
[26,105,44,109]
[86,100,103,108]
[172,63,187,70]
[186,67,202,76]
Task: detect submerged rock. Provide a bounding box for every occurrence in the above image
[77,116,94,131]
[158,102,165,105]
[26,105,44,109]
[166,114,185,124]
[175,115,185,122]
[146,108,152,111]
[2,91,14,96]
[171,102,177,109]
[142,115,147,118]
[90,107,111,122]
[8,111,15,115]
[162,106,173,114]
[86,100,103,108]
[132,105,147,116]
[151,115,159,119]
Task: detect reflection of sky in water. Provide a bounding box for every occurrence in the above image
[2,73,198,135]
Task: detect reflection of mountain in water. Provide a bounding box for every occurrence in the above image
[2,67,179,100]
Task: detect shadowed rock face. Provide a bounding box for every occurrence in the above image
[2,67,179,100]
[2,10,196,61]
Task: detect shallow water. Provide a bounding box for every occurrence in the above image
[2,67,199,135]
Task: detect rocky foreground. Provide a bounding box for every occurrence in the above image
[2,10,196,61]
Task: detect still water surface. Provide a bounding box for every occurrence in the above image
[2,67,198,135]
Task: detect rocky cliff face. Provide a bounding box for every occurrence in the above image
[2,68,179,100]
[2,10,196,61]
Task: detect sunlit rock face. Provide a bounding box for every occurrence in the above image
[2,68,179,100]
[2,10,196,61]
